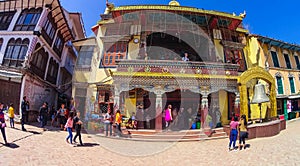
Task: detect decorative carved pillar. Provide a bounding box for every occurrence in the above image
[234,92,240,116]
[200,94,208,130]
[201,95,208,109]
[239,85,248,120]
[154,87,164,131]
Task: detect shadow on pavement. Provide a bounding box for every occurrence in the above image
[0,142,19,149]
[74,143,100,147]
[245,144,251,149]
[27,130,42,135]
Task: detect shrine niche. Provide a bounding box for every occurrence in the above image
[238,66,277,120]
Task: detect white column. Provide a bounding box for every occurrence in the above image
[19,75,27,115]
[154,87,164,131]
[113,87,120,113]
[234,92,240,115]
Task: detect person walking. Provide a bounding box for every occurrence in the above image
[0,103,8,145]
[115,110,122,137]
[65,112,74,144]
[8,103,14,128]
[73,111,83,146]
[104,109,113,137]
[21,96,29,131]
[165,105,173,128]
[58,104,67,130]
[238,114,248,150]
[228,116,239,151]
[39,102,48,129]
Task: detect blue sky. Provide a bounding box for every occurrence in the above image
[61,0,300,44]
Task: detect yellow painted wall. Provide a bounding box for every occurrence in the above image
[219,90,229,125]
[268,69,300,95]
[125,97,136,118]
[127,35,140,60]
[213,39,224,62]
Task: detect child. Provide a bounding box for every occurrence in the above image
[73,112,83,146]
[65,112,74,144]
[8,103,14,128]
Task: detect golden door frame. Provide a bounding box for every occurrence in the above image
[238,66,277,120]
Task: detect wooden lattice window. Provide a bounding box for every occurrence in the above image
[14,8,42,31]
[101,42,127,67]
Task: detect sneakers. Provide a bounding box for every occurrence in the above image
[66,139,69,144]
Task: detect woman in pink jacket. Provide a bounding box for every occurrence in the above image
[165,105,173,128]
[65,112,74,144]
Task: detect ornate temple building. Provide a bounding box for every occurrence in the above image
[73,0,282,131]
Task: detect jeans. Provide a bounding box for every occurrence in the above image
[21,114,26,130]
[105,123,112,136]
[229,129,238,149]
[40,115,47,128]
[9,118,14,128]
[66,127,73,144]
[239,131,247,145]
[115,123,122,136]
[0,127,7,144]
[73,128,82,145]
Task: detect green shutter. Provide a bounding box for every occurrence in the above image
[289,77,295,93]
[277,77,284,94]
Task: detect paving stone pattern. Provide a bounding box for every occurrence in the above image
[0,119,300,166]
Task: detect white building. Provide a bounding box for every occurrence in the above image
[0,0,85,120]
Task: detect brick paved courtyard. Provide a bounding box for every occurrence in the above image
[0,119,299,166]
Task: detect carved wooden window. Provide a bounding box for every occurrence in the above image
[101,42,127,67]
[53,34,64,56]
[224,48,246,72]
[2,38,29,67]
[14,8,42,31]
[30,43,49,79]
[0,11,15,30]
[42,13,56,45]
[46,58,59,84]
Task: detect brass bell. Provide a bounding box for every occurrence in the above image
[251,83,270,104]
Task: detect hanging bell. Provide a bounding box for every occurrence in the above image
[251,83,270,104]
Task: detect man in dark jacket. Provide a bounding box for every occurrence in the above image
[39,102,48,128]
[21,96,29,131]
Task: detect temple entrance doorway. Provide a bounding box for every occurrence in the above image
[123,88,156,129]
[162,89,201,130]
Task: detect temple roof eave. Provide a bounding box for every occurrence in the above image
[252,34,300,52]
[111,5,243,21]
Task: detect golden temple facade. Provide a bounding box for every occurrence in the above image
[72,0,294,131]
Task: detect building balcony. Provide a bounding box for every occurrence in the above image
[115,59,240,76]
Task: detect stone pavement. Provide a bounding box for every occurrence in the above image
[0,119,300,166]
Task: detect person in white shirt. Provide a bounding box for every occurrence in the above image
[182,52,189,61]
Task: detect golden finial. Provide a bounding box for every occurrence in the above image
[169,0,180,6]
[104,0,115,14]
[239,10,246,18]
